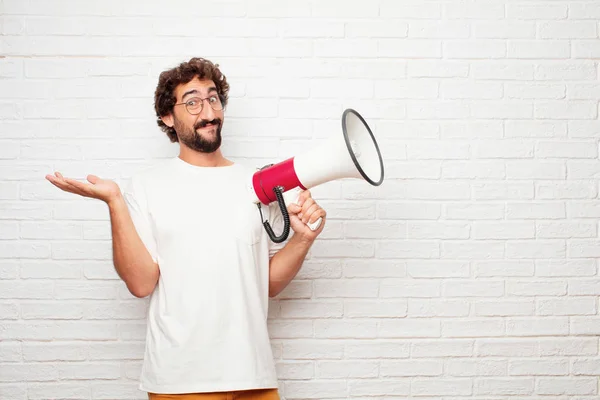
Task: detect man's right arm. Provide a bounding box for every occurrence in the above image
[108,194,159,298]
[45,172,159,298]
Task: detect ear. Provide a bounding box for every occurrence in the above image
[161,114,174,128]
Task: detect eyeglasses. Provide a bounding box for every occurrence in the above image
[174,95,223,115]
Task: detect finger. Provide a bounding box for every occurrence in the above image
[47,174,71,189]
[296,189,311,206]
[287,203,302,214]
[302,204,319,223]
[47,178,80,195]
[289,212,304,227]
[63,177,93,192]
[62,178,97,198]
[308,209,326,224]
[301,199,315,219]
[301,197,315,213]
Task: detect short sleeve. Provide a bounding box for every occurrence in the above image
[122,177,159,263]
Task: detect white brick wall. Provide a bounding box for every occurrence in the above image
[1,0,599,399]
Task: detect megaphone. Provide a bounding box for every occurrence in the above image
[249,108,385,243]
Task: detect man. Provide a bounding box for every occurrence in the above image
[46,57,326,400]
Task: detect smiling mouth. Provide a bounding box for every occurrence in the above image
[196,123,218,131]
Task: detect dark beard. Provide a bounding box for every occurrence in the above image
[176,118,222,153]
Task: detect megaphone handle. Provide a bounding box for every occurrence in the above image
[307,218,323,231]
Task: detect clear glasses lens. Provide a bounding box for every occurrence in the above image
[186,96,222,114]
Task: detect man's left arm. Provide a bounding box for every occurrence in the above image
[268,189,326,297]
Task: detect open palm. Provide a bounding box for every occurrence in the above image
[45,172,121,204]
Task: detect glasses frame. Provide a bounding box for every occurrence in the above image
[174,95,223,115]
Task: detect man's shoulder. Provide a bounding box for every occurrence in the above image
[123,158,175,190]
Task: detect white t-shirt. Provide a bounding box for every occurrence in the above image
[122,157,290,394]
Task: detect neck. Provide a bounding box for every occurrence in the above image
[178,146,233,167]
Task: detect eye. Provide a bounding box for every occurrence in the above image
[186,99,198,106]
[209,96,218,103]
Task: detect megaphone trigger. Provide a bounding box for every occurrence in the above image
[308,219,322,231]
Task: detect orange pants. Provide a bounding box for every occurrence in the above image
[148,388,280,400]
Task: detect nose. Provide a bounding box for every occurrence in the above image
[199,98,215,120]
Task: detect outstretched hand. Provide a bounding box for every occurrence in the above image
[286,189,326,242]
[45,172,122,205]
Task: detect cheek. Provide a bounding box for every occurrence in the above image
[174,113,197,130]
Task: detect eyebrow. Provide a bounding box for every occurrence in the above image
[181,87,218,101]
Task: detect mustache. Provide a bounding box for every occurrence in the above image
[194,119,221,130]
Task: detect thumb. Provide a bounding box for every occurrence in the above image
[87,175,100,184]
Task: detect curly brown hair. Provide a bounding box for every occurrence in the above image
[154,57,230,142]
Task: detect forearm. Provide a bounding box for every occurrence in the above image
[268,234,314,297]
[108,194,159,298]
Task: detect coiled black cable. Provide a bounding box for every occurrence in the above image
[258,185,290,243]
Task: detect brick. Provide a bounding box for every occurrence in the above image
[444,203,505,219]
[537,378,597,395]
[474,22,536,38]
[447,359,506,376]
[471,61,534,80]
[475,300,535,317]
[506,317,569,336]
[379,320,440,338]
[508,41,570,59]
[380,280,440,298]
[539,22,597,39]
[475,378,534,395]
[409,21,469,39]
[411,378,472,396]
[279,300,343,319]
[569,279,600,295]
[475,261,534,277]
[444,40,507,59]
[476,339,539,357]
[349,379,410,396]
[282,340,344,360]
[314,320,377,338]
[537,298,597,316]
[571,317,600,335]
[380,360,442,377]
[572,358,600,376]
[344,300,407,318]
[345,340,409,359]
[413,340,474,358]
[380,2,441,18]
[535,101,598,119]
[506,83,565,99]
[535,61,597,80]
[408,60,469,78]
[378,39,442,58]
[475,140,535,158]
[539,338,598,356]
[443,319,505,338]
[275,361,313,380]
[408,299,470,318]
[317,361,378,379]
[507,3,567,19]
[509,359,568,376]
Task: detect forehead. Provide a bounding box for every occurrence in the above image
[175,77,217,100]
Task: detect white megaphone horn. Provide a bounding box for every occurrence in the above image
[250,108,385,243]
